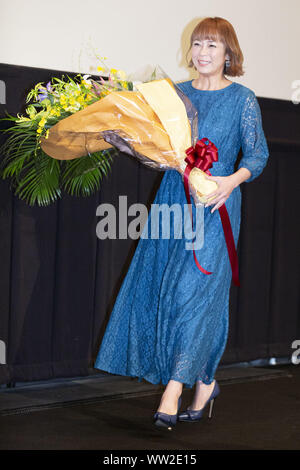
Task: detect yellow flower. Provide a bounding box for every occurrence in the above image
[36,128,43,134]
[45,129,50,139]
[97,66,105,72]
[39,117,47,128]
[110,68,117,74]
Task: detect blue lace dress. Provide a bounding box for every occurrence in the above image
[94,80,269,388]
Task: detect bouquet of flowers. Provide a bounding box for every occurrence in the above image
[0,61,131,206]
[0,61,218,207]
[40,64,219,207]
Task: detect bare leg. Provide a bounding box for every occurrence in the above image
[187,379,216,411]
[156,379,183,415]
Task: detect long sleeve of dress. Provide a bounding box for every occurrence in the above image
[237,91,269,182]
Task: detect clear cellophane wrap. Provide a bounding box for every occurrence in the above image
[40,65,218,205]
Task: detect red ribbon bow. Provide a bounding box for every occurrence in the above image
[183,137,240,287]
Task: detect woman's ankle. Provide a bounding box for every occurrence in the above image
[163,381,183,399]
[196,378,215,388]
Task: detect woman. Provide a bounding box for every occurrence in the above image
[94,17,269,429]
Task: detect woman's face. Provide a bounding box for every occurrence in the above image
[191,36,228,77]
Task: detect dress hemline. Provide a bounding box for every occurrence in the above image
[93,363,214,389]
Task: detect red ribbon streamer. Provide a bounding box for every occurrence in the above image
[183,138,240,287]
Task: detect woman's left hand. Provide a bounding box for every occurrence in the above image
[203,175,237,213]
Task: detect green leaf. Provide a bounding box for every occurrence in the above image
[13,150,61,206]
[61,148,116,197]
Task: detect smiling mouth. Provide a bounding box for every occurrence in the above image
[198,60,210,65]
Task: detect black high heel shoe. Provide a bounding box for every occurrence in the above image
[178,380,220,422]
[153,396,182,431]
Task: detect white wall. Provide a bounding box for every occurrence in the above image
[0,0,299,100]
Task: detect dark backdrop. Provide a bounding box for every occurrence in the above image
[0,63,299,385]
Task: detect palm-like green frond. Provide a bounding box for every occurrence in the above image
[0,112,117,205]
[61,148,116,197]
[15,151,61,206]
[0,131,38,178]
[10,150,61,206]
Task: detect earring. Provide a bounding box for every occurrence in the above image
[225,59,231,68]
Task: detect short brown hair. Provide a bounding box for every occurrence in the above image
[186,17,245,77]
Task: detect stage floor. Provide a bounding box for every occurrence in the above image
[0,363,291,416]
[0,363,299,450]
